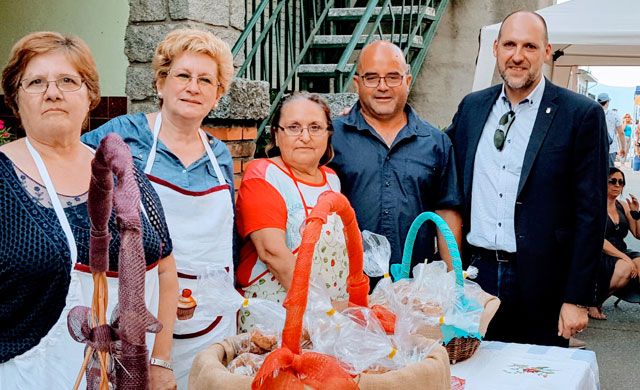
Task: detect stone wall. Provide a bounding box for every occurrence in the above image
[409,0,554,128]
[126,0,269,185]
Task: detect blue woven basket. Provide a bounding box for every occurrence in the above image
[390,212,480,364]
[390,212,464,287]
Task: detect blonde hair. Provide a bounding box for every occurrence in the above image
[2,31,100,117]
[152,28,234,98]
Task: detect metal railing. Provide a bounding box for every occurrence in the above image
[335,0,448,92]
[232,0,335,134]
[232,0,448,136]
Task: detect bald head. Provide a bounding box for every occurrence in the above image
[498,11,548,44]
[353,40,412,122]
[357,40,409,74]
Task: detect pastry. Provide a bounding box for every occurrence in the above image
[177,288,197,320]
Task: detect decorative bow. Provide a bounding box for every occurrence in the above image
[67,134,162,389]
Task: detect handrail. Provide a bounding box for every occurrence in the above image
[257,1,335,134]
[409,0,449,86]
[335,0,379,74]
[337,0,393,92]
[231,0,270,57]
[234,0,288,78]
[231,0,449,141]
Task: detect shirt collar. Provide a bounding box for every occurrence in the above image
[499,76,546,108]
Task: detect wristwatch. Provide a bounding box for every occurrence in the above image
[150,357,173,371]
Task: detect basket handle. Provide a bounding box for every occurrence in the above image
[390,212,464,288]
[281,190,369,354]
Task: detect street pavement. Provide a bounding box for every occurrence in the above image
[579,163,640,390]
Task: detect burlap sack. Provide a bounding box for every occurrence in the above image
[189,335,451,390]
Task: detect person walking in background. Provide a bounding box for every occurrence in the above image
[330,41,463,286]
[634,120,640,172]
[598,93,624,167]
[622,113,633,165]
[447,11,608,347]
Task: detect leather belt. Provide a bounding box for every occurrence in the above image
[471,246,517,263]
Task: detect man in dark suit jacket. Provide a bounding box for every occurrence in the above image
[446,11,608,347]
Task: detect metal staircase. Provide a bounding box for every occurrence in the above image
[232,0,449,135]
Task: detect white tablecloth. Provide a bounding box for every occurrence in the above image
[450,341,599,390]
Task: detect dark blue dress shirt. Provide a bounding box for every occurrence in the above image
[330,103,462,271]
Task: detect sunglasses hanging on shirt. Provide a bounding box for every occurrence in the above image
[494,110,516,151]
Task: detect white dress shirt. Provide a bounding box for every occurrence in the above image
[468,77,546,252]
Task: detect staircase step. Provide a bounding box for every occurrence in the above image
[313,34,423,49]
[328,6,436,21]
[297,63,354,77]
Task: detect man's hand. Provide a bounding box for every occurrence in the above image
[149,365,177,390]
[557,303,588,339]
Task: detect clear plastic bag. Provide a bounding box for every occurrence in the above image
[334,306,401,374]
[195,268,286,341]
[227,352,266,376]
[362,231,391,277]
[440,287,483,343]
[304,283,403,374]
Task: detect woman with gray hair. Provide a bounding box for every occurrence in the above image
[0,31,178,389]
[82,28,236,387]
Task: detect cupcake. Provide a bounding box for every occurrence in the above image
[177,289,197,320]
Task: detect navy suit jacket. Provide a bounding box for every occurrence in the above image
[446,79,608,310]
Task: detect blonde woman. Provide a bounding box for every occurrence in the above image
[83,29,235,388]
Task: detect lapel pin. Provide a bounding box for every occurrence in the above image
[546,107,551,114]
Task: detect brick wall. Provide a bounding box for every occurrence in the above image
[203,124,258,191]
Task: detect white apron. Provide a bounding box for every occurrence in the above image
[145,113,235,388]
[0,140,159,388]
[239,161,349,332]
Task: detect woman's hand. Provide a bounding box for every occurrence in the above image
[149,365,177,390]
[626,194,639,212]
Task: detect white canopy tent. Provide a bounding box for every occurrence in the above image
[472,0,640,91]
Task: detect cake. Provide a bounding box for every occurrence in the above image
[177,288,197,320]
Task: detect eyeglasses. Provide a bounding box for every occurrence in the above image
[608,178,625,186]
[494,110,516,151]
[276,124,328,137]
[356,73,405,88]
[20,76,84,94]
[169,70,220,90]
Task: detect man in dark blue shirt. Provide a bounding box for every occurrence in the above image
[330,41,462,282]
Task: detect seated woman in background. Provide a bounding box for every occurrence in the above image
[591,167,640,319]
[0,31,177,389]
[235,93,349,331]
[82,29,236,387]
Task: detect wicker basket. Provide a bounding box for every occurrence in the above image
[390,212,499,364]
[189,192,451,389]
[189,334,451,389]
